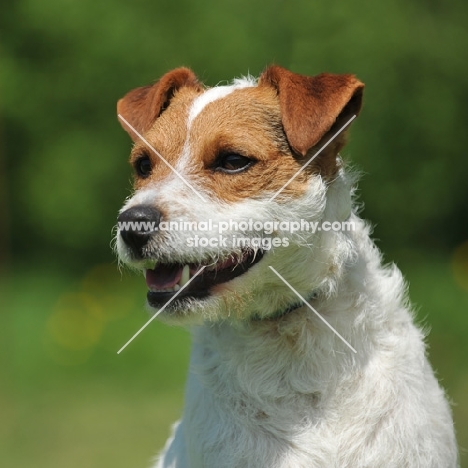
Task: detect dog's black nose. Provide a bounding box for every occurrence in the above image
[117,205,161,256]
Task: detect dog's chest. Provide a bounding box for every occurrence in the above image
[182,371,330,468]
[179,325,341,467]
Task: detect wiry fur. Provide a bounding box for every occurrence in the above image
[148,169,458,467]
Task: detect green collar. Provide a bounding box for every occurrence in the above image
[251,291,319,321]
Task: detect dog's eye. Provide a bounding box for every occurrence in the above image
[134,154,152,178]
[216,153,254,174]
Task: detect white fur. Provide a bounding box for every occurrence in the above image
[187,79,254,128]
[173,78,256,194]
[116,83,458,467]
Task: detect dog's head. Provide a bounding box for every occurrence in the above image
[115,66,364,323]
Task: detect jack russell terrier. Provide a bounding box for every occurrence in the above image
[115,66,458,467]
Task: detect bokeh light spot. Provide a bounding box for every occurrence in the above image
[47,292,104,351]
[452,240,468,292]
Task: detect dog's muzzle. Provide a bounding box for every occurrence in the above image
[117,204,266,308]
[118,205,161,258]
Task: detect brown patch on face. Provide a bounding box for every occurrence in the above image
[127,84,314,201]
[186,86,313,203]
[119,67,363,201]
[129,86,203,190]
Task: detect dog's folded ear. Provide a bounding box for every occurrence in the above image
[259,65,364,157]
[117,67,202,141]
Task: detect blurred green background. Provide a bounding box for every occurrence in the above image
[1,0,468,466]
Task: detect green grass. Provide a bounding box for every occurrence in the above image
[1,254,467,467]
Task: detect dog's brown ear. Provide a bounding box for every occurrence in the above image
[117,67,202,141]
[259,65,364,157]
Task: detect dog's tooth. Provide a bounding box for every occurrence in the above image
[180,265,190,287]
[173,284,180,291]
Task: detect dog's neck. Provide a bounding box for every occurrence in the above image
[188,216,386,404]
[250,290,319,322]
[190,294,356,404]
[184,175,408,432]
[181,208,423,466]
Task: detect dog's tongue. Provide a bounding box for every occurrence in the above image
[146,264,183,289]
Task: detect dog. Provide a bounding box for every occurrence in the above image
[115,66,459,467]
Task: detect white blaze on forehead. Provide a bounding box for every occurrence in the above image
[187,78,256,128]
[170,77,257,189]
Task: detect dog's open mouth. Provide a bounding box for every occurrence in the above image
[145,249,264,307]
